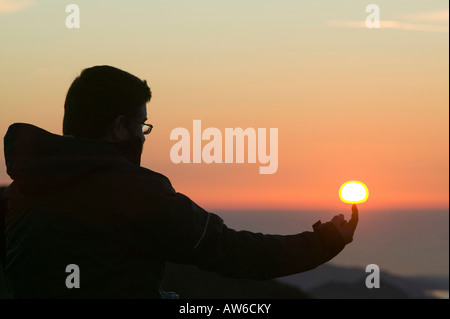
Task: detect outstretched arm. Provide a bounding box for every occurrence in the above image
[150,191,358,280]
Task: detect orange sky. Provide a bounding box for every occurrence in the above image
[0,0,448,212]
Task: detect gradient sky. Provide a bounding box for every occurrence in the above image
[0,0,448,213]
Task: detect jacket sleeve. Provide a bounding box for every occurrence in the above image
[191,214,346,280]
[153,189,346,280]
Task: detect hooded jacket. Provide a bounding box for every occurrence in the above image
[0,123,345,298]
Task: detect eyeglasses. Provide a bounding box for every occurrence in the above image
[127,118,153,135]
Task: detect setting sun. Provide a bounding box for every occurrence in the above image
[339,181,369,204]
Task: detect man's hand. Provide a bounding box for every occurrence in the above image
[330,204,359,244]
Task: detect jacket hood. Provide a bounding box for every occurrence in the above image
[3,123,143,195]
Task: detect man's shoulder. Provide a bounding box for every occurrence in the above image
[115,162,175,193]
[138,166,173,188]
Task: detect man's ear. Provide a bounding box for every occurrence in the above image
[106,115,129,142]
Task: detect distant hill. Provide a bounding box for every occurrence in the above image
[309,279,410,299]
[277,264,449,299]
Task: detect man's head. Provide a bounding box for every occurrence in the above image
[63,65,151,144]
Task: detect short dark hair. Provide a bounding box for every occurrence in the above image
[63,65,151,139]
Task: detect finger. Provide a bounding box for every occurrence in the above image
[348,204,359,229]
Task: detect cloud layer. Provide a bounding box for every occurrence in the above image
[328,9,449,33]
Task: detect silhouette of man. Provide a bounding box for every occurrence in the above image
[0,65,358,298]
